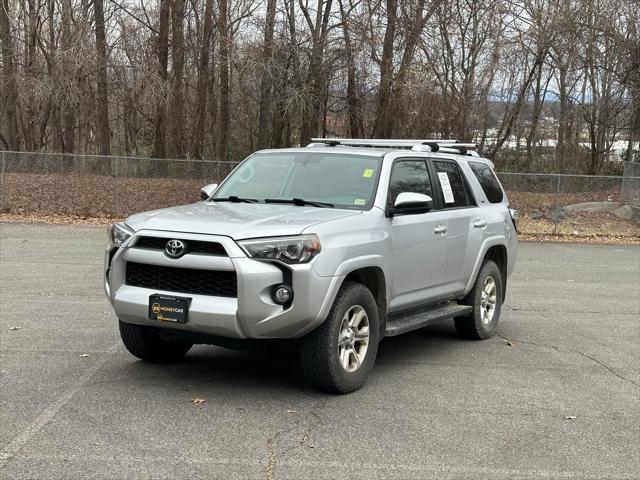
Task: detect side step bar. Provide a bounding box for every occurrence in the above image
[385,302,472,337]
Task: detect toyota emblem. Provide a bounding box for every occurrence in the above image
[165,239,186,258]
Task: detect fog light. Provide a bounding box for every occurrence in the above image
[273,285,293,305]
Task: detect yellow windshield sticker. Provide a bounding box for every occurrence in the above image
[362,168,374,178]
[354,199,366,206]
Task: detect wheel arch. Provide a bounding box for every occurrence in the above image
[481,244,508,301]
[341,266,388,339]
[465,238,509,301]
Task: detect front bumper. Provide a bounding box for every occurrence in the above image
[105,231,340,339]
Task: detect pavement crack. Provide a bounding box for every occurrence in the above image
[503,306,638,315]
[263,421,303,480]
[496,334,640,389]
[262,398,327,480]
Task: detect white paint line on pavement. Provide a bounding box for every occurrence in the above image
[0,341,120,468]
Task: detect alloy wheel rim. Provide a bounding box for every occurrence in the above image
[480,276,497,324]
[338,305,370,373]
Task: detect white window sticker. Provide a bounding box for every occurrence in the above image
[437,172,455,204]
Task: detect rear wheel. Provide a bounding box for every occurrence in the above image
[119,321,192,362]
[300,281,380,394]
[455,260,503,340]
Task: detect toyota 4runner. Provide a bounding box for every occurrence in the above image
[105,139,518,393]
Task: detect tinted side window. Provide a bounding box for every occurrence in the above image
[468,161,504,203]
[433,161,473,208]
[388,160,432,204]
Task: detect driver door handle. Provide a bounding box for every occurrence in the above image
[434,225,448,235]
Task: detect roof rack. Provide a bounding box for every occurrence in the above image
[308,138,478,156]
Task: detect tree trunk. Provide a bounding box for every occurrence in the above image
[526,57,550,170]
[94,0,110,156]
[339,0,363,138]
[628,86,640,162]
[61,0,75,153]
[388,0,432,137]
[191,0,215,159]
[168,0,186,158]
[218,0,230,160]
[256,0,277,149]
[489,57,542,158]
[299,0,334,145]
[0,0,20,149]
[23,0,40,151]
[153,0,171,158]
[373,0,397,138]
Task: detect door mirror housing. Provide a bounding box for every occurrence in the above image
[200,183,218,200]
[389,192,433,217]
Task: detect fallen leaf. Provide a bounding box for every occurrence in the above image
[565,415,576,420]
[9,326,22,331]
[191,397,206,405]
[80,353,90,358]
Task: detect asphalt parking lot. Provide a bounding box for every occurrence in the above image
[0,223,638,479]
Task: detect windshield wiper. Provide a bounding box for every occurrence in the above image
[212,196,259,203]
[264,198,334,208]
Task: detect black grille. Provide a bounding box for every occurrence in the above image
[126,262,237,297]
[133,237,227,256]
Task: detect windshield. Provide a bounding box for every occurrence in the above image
[213,152,381,209]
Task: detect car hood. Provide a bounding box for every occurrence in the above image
[125,202,361,239]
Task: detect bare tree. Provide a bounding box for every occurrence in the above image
[168,0,186,158]
[94,0,110,155]
[153,0,171,158]
[0,0,19,149]
[0,0,637,172]
[256,0,277,149]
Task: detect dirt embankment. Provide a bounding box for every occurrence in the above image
[1,172,638,244]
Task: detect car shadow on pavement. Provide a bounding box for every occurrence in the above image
[119,342,311,394]
[115,320,468,394]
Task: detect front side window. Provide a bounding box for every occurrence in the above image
[213,152,381,209]
[433,160,474,208]
[468,161,504,203]
[388,160,432,204]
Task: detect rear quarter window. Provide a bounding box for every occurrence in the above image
[432,160,475,208]
[468,161,504,203]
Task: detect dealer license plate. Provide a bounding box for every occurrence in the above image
[148,294,191,323]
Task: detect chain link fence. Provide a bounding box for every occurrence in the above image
[498,172,639,236]
[0,151,238,218]
[1,151,638,237]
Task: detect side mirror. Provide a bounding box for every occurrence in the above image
[389,192,433,217]
[200,183,218,200]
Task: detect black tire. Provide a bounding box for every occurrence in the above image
[300,281,380,394]
[119,321,192,362]
[455,260,503,340]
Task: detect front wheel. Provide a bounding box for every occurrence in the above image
[119,321,192,362]
[455,260,503,340]
[300,281,380,394]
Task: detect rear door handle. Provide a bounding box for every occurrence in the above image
[473,219,488,229]
[434,225,448,235]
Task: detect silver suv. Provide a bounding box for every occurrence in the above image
[105,139,518,393]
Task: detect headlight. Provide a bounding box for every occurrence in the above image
[107,222,134,247]
[238,234,321,264]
